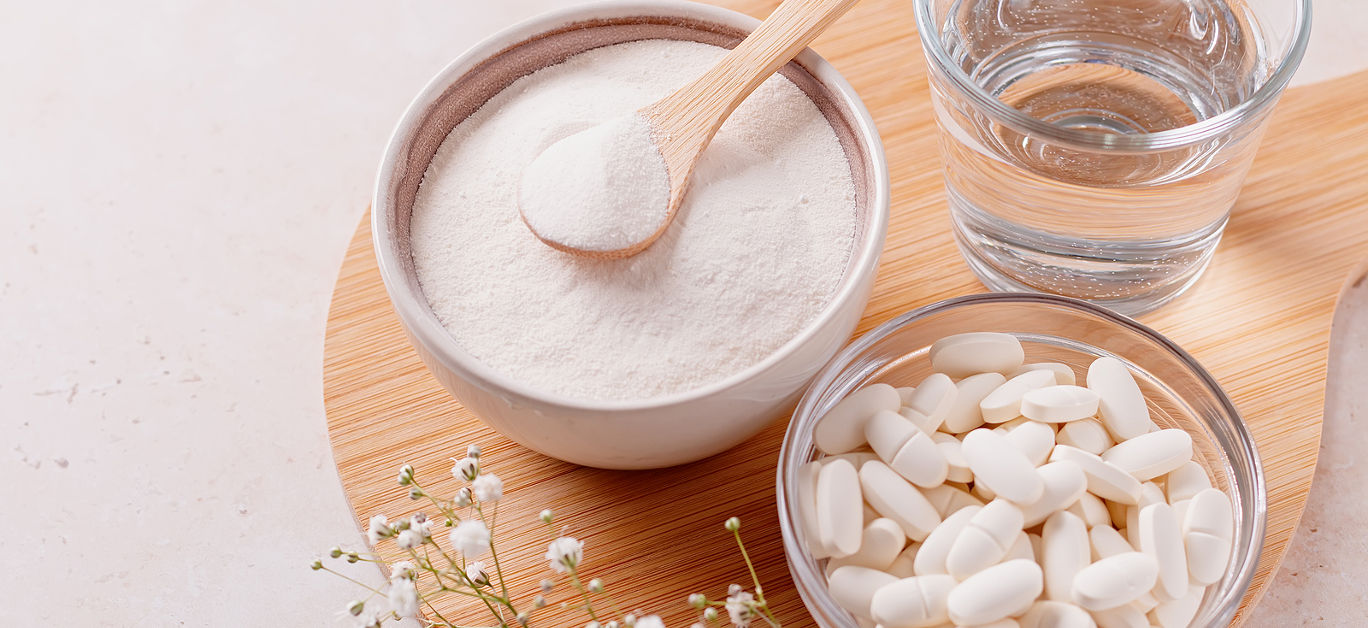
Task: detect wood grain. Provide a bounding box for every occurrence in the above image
[324,0,1368,625]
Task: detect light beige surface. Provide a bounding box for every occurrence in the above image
[3,0,1366,625]
[323,1,1368,621]
[1251,264,1368,625]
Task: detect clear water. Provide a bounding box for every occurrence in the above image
[930,0,1276,314]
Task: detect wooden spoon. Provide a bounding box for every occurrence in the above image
[518,0,861,259]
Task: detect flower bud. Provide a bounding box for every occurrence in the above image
[540,578,555,593]
[588,578,604,593]
[309,559,323,570]
[329,546,343,558]
[703,607,719,621]
[624,613,637,625]
[539,509,554,524]
[467,444,481,459]
[688,593,707,609]
[455,487,473,508]
[347,600,365,616]
[516,612,530,626]
[397,464,414,485]
[724,517,741,532]
[409,487,423,500]
[534,595,547,609]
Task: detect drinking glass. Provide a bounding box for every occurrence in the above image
[913,0,1312,315]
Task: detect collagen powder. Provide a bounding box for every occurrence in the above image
[411,39,857,402]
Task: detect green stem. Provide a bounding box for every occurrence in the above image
[566,566,599,621]
[320,566,386,598]
[476,503,516,611]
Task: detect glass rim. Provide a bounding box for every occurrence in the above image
[911,0,1314,152]
[777,293,1266,627]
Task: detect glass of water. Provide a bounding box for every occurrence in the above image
[914,0,1312,315]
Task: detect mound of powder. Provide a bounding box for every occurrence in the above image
[518,112,670,252]
[411,39,857,402]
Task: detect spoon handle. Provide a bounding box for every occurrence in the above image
[647,0,860,152]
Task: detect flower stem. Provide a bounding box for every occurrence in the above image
[566,566,599,621]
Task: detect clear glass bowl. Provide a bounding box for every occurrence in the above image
[777,293,1264,627]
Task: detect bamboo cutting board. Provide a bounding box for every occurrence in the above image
[324,1,1368,625]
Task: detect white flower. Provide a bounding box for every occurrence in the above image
[450,519,490,556]
[726,590,755,627]
[634,616,665,628]
[357,610,383,628]
[455,487,473,508]
[410,514,432,540]
[396,529,422,549]
[452,456,479,481]
[472,472,503,502]
[367,515,390,545]
[388,576,419,618]
[390,561,415,580]
[545,536,583,573]
[467,560,490,586]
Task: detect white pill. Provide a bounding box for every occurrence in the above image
[947,499,1025,579]
[828,565,898,619]
[930,332,1025,377]
[1149,584,1203,628]
[1020,601,1096,628]
[972,480,997,503]
[945,372,1008,433]
[1101,430,1194,481]
[888,545,919,578]
[980,370,1057,423]
[1028,532,1044,563]
[1067,492,1111,529]
[1071,552,1159,611]
[816,459,864,557]
[1183,488,1233,585]
[972,620,1020,628]
[1006,531,1034,562]
[1138,503,1188,599]
[1020,460,1088,527]
[900,406,943,435]
[817,383,901,454]
[932,432,974,483]
[947,559,1043,625]
[1086,358,1153,441]
[1165,461,1212,503]
[871,574,957,628]
[1014,362,1077,386]
[1057,418,1114,456]
[923,483,985,517]
[866,410,950,488]
[1090,604,1148,628]
[1042,510,1090,602]
[907,373,958,427]
[836,518,907,572]
[860,461,943,541]
[826,451,880,471]
[963,429,1045,504]
[1002,420,1057,468]
[915,505,982,577]
[1130,592,1158,614]
[1089,525,1133,560]
[1050,445,1141,505]
[897,386,918,406]
[796,460,830,558]
[1022,385,1100,423]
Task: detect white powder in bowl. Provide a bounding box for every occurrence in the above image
[518,112,670,252]
[410,39,857,402]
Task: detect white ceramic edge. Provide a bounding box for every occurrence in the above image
[371,0,891,468]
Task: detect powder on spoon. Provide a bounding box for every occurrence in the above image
[411,39,857,402]
[518,112,670,252]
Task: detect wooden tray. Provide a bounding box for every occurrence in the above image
[324,1,1368,624]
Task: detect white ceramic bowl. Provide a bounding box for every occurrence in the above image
[372,0,889,469]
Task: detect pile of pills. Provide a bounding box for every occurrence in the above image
[797,333,1235,628]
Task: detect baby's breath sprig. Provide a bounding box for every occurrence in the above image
[686,518,781,628]
[317,445,700,628]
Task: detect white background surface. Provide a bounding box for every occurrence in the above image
[1,1,1363,625]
